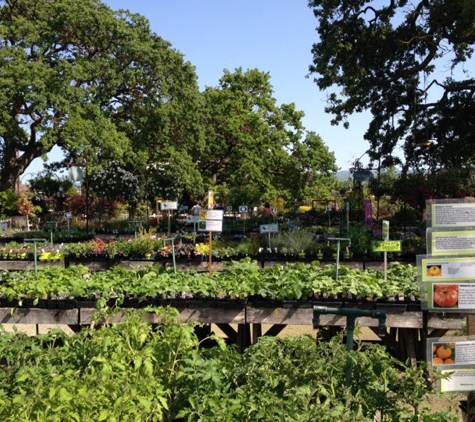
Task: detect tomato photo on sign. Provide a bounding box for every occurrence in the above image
[432,342,456,365]
[433,284,458,308]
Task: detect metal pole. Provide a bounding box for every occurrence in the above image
[313,306,386,387]
[24,238,46,276]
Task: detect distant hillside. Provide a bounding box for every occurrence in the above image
[336,170,352,180]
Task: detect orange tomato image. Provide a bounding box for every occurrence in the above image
[443,358,455,364]
[436,345,452,360]
[427,265,442,277]
[432,357,444,365]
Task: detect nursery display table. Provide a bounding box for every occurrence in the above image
[0,303,464,362]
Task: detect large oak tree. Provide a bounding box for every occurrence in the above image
[201,68,337,208]
[0,0,203,190]
[308,0,475,172]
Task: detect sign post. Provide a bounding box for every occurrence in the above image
[424,199,475,415]
[259,223,279,249]
[239,205,248,235]
[382,220,389,280]
[199,209,224,278]
[160,201,178,236]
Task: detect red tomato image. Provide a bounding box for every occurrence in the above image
[433,284,458,308]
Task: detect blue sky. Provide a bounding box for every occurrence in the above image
[28,0,371,176]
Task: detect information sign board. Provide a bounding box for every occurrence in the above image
[259,224,279,234]
[160,201,178,211]
[372,240,401,252]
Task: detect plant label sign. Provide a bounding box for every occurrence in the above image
[198,219,222,232]
[259,224,279,234]
[428,201,475,227]
[239,205,248,214]
[372,240,401,252]
[419,255,475,311]
[428,336,475,392]
[206,210,224,221]
[382,220,390,241]
[427,228,475,256]
[187,215,200,223]
[160,201,178,211]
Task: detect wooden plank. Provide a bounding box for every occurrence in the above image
[252,323,262,343]
[0,308,78,324]
[246,307,313,325]
[426,313,465,330]
[263,324,286,337]
[178,308,245,324]
[0,261,64,270]
[246,307,423,328]
[216,324,237,342]
[79,308,245,325]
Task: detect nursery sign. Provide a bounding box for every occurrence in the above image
[427,228,475,256]
[259,224,279,234]
[429,336,475,392]
[199,209,224,233]
[419,255,475,311]
[429,201,475,227]
[160,201,178,211]
[372,240,401,252]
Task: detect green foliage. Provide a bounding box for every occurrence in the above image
[0,259,421,304]
[200,68,338,207]
[0,189,18,217]
[273,229,316,254]
[0,0,203,191]
[0,317,456,421]
[308,0,475,171]
[89,161,140,206]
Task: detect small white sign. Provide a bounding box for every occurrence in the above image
[226,205,233,211]
[64,212,72,219]
[270,207,277,214]
[260,224,279,234]
[440,369,475,392]
[187,215,200,223]
[198,219,223,232]
[160,201,178,211]
[206,209,224,220]
[239,205,248,213]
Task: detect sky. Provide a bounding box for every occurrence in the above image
[27,0,371,177]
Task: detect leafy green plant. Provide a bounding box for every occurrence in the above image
[0,310,457,421]
[0,259,422,305]
[274,229,315,254]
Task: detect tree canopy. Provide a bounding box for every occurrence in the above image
[0,0,203,190]
[1,0,339,212]
[201,68,338,208]
[308,0,475,172]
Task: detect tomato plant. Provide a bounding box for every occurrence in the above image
[0,311,458,421]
